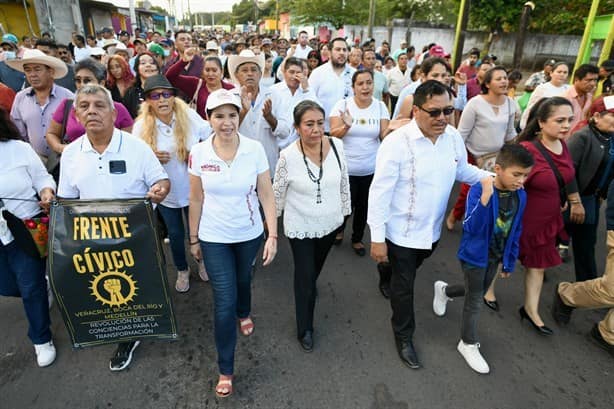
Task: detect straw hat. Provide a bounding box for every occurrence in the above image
[227,49,265,86]
[6,48,67,79]
[108,42,134,58]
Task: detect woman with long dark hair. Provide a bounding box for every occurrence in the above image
[123,52,161,118]
[517,97,575,335]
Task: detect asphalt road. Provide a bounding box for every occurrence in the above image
[2,196,613,409]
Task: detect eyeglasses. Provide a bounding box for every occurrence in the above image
[147,91,175,100]
[417,105,455,118]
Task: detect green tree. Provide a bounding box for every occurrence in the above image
[531,0,614,35]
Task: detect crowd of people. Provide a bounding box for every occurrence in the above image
[1,26,613,398]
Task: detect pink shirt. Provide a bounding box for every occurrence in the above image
[51,98,133,143]
[563,86,593,132]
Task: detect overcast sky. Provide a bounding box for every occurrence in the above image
[110,0,241,16]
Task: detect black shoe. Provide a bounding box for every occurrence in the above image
[551,285,574,325]
[519,306,554,336]
[483,298,499,311]
[590,324,614,356]
[109,340,141,371]
[558,244,570,263]
[352,243,366,257]
[395,337,420,369]
[299,331,314,352]
[377,262,392,299]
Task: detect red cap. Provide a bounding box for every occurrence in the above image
[589,95,614,117]
[429,45,445,57]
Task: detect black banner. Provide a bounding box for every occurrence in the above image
[48,199,178,348]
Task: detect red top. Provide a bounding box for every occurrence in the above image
[519,140,575,268]
[165,59,234,119]
[0,82,16,111]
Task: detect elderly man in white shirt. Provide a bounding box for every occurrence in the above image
[268,57,319,149]
[367,80,491,370]
[309,37,355,133]
[58,84,169,372]
[228,50,287,174]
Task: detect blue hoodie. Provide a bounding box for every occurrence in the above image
[457,182,526,273]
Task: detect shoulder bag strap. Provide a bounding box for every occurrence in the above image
[328,137,341,170]
[531,140,566,205]
[60,99,73,143]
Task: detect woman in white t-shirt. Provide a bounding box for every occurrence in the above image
[187,89,277,399]
[520,62,570,129]
[329,69,391,256]
[132,75,212,293]
[273,100,351,352]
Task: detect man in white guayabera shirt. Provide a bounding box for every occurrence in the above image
[367,80,491,370]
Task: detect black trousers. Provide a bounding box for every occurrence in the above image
[339,174,374,243]
[289,230,337,337]
[390,95,399,116]
[387,239,438,341]
[568,222,599,282]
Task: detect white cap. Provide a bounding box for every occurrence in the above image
[205,89,242,112]
[206,40,219,50]
[89,47,105,56]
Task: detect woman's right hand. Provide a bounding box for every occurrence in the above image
[570,202,585,224]
[190,242,202,262]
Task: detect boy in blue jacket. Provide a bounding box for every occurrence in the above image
[432,144,534,374]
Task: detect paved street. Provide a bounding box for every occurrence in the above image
[1,195,613,409]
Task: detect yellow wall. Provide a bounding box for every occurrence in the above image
[0,4,40,39]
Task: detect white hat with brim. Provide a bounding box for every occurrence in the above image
[102,39,120,50]
[6,48,68,79]
[108,43,134,58]
[205,88,242,112]
[227,50,265,86]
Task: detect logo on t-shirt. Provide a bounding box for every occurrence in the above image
[201,163,221,172]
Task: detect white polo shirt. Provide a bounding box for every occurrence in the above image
[58,128,168,200]
[188,134,268,244]
[309,62,355,132]
[132,109,212,208]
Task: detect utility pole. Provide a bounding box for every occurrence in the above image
[367,0,375,39]
[513,2,535,69]
[451,0,471,71]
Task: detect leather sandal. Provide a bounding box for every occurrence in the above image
[215,375,233,398]
[239,317,254,336]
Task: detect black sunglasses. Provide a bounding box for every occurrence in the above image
[417,105,455,118]
[147,91,175,100]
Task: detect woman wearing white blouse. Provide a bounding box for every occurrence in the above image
[330,69,391,256]
[0,108,56,367]
[273,100,351,352]
[520,62,570,129]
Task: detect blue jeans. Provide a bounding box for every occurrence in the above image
[0,240,51,344]
[200,234,263,375]
[157,205,190,271]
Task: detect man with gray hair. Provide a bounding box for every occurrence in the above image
[58,84,170,372]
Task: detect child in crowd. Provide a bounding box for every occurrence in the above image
[432,144,534,373]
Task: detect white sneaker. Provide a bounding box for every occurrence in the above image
[198,260,209,282]
[175,269,190,292]
[457,340,490,374]
[433,280,451,316]
[34,341,56,367]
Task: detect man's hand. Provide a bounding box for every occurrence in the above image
[480,176,494,206]
[146,180,169,204]
[570,202,585,224]
[182,47,197,63]
[240,86,253,112]
[370,242,388,263]
[499,272,511,279]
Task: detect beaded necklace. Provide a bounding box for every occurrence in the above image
[299,138,323,204]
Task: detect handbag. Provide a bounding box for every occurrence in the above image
[531,140,567,207]
[1,208,49,258]
[189,79,203,111]
[46,99,73,180]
